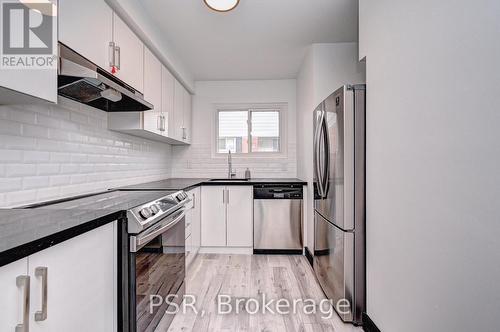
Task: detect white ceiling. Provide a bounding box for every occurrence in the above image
[140,0,358,81]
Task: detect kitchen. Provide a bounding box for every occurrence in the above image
[0,1,499,332]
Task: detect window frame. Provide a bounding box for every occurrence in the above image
[213,103,287,158]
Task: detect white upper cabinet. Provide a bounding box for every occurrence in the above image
[172,79,185,142]
[0,0,57,104]
[112,14,144,92]
[162,66,175,137]
[171,80,192,144]
[59,0,113,71]
[59,0,144,91]
[183,88,193,144]
[143,47,164,135]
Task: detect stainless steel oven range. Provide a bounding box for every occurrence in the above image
[125,190,190,332]
[21,189,190,332]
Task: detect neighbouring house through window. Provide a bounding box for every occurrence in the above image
[216,107,283,154]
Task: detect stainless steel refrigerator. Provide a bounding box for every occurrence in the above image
[313,84,366,325]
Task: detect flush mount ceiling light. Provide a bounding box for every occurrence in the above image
[204,0,240,12]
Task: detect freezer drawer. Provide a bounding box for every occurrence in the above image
[253,199,303,251]
[314,211,361,324]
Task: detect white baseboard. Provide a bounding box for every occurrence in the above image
[199,247,253,255]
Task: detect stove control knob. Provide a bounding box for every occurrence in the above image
[139,207,152,219]
[150,204,160,215]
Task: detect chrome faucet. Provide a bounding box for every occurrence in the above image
[228,150,236,178]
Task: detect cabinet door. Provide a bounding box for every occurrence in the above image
[59,0,113,71]
[189,187,201,255]
[226,186,253,247]
[0,259,29,331]
[201,186,226,247]
[172,79,185,141]
[0,0,57,103]
[162,66,175,137]
[113,13,144,92]
[28,223,116,332]
[183,88,192,143]
[143,48,163,134]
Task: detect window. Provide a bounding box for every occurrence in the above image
[216,108,282,154]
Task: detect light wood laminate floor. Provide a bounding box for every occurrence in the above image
[156,254,362,332]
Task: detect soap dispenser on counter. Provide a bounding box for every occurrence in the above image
[245,168,251,179]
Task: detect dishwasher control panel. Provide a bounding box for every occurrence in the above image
[253,184,303,199]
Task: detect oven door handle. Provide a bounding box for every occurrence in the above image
[130,208,186,252]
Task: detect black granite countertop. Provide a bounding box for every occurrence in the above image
[117,178,307,191]
[0,190,174,267]
[0,177,307,266]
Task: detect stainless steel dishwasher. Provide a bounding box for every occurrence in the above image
[253,184,303,254]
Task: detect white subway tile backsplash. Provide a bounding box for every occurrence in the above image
[0,135,36,150]
[6,164,37,177]
[0,178,22,192]
[5,189,37,206]
[22,124,49,138]
[59,164,81,174]
[9,108,37,124]
[37,164,60,175]
[49,175,71,186]
[0,149,23,162]
[0,100,172,207]
[23,151,50,162]
[70,111,88,125]
[23,176,50,190]
[70,174,88,185]
[36,186,61,202]
[49,152,72,163]
[36,114,61,128]
[0,120,22,135]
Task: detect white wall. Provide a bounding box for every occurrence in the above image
[359,1,500,331]
[0,98,172,208]
[296,43,365,250]
[171,80,297,178]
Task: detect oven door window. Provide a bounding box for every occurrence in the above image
[133,216,185,332]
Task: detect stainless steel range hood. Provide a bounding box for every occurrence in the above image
[58,43,153,112]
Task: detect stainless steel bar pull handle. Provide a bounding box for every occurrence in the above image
[321,113,330,196]
[314,109,326,197]
[16,275,30,332]
[34,267,48,322]
[115,46,121,70]
[157,115,162,131]
[108,42,115,67]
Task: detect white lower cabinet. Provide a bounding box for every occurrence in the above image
[201,186,226,247]
[185,187,201,267]
[226,186,253,247]
[201,186,253,252]
[0,259,28,331]
[0,222,116,332]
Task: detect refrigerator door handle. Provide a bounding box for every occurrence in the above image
[322,112,331,196]
[314,109,325,197]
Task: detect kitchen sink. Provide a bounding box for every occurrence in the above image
[208,178,250,182]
